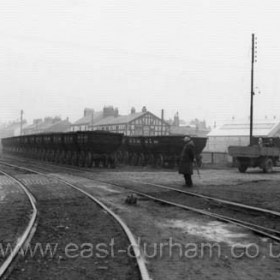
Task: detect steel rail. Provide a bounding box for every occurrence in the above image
[4,157,280,220]
[2,159,280,242]
[0,169,38,279]
[93,180,280,243]
[141,182,280,218]
[0,161,152,280]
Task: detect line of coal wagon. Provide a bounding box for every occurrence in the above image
[1,131,207,168]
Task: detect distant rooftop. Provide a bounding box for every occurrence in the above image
[208,119,280,137]
[92,112,146,126]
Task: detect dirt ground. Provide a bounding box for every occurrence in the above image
[0,175,33,268]
[56,166,280,280]
[97,166,280,211]
[7,173,140,280]
[2,157,280,279]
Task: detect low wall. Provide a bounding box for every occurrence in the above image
[201,151,233,166]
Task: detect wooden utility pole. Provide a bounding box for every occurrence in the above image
[250,33,256,146]
[20,110,24,135]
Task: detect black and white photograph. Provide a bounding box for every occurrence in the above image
[1,1,280,279]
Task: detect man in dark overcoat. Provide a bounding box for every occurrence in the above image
[178,136,195,187]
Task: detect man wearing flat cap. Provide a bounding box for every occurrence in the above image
[178,136,195,187]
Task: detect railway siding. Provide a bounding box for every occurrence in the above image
[0,172,35,278]
[46,172,280,280]
[1,169,141,280]
[1,158,280,279]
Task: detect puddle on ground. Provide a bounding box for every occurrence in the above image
[83,182,120,193]
[160,219,250,245]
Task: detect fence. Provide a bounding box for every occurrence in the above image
[201,151,232,166]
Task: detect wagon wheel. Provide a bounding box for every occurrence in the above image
[66,151,72,164]
[109,154,117,169]
[263,158,273,173]
[51,150,56,162]
[85,152,93,168]
[40,149,45,161]
[93,158,101,168]
[32,148,37,159]
[46,150,51,161]
[115,151,123,164]
[168,156,176,169]
[48,150,54,162]
[38,149,43,160]
[53,150,57,162]
[78,151,85,167]
[71,152,78,166]
[147,154,155,166]
[41,150,46,161]
[38,149,43,159]
[103,156,110,168]
[155,154,164,168]
[54,150,60,163]
[59,150,65,164]
[138,153,145,166]
[130,153,138,166]
[29,148,34,158]
[123,151,129,164]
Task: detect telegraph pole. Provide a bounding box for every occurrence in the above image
[250,34,256,146]
[20,110,23,135]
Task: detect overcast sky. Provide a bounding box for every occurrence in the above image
[1,0,280,126]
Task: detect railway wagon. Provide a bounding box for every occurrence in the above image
[117,135,207,168]
[2,135,28,155]
[75,131,124,167]
[1,131,124,168]
[1,136,18,154]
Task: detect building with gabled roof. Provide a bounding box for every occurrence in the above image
[23,117,71,135]
[90,107,170,136]
[43,119,71,133]
[70,107,115,131]
[206,118,280,152]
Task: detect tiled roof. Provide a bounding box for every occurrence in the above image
[92,112,146,126]
[44,120,71,132]
[72,111,103,126]
[23,123,38,130]
[23,121,46,132]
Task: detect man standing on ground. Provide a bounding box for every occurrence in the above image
[178,136,195,187]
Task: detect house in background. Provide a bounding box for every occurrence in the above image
[23,117,71,135]
[70,107,115,131]
[206,118,280,152]
[90,106,170,136]
[0,120,27,138]
[170,112,210,137]
[43,118,71,133]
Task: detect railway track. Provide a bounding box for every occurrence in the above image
[1,158,280,244]
[89,178,280,242]
[0,161,151,280]
[0,168,38,279]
